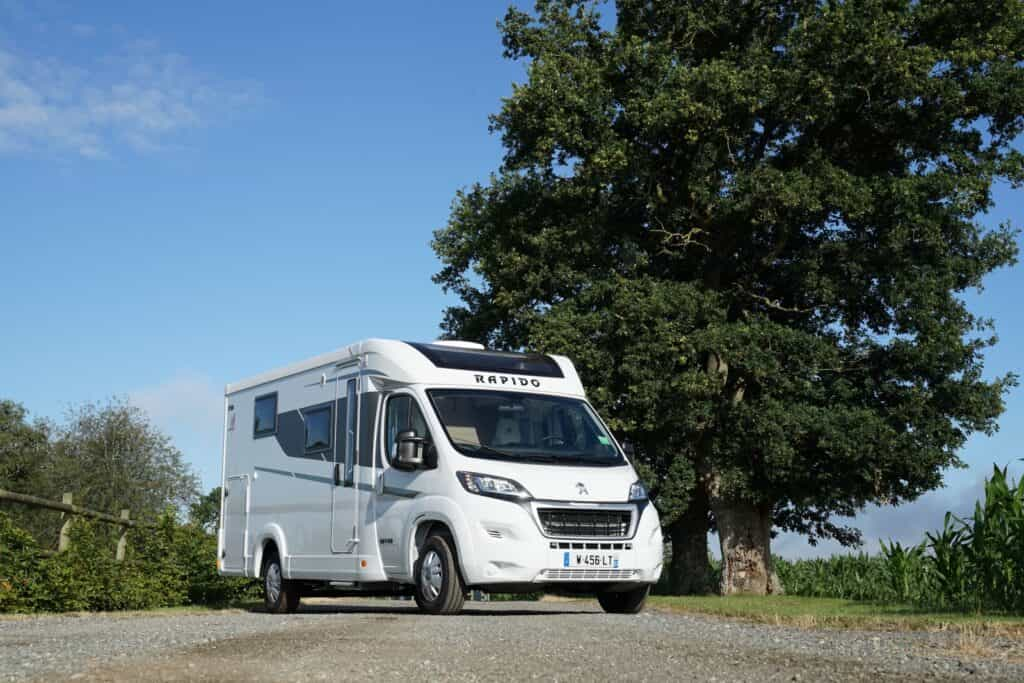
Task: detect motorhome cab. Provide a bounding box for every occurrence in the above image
[217,339,663,614]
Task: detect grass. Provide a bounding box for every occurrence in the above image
[648,595,1024,636]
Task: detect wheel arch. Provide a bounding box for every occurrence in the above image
[408,513,469,586]
[252,523,288,578]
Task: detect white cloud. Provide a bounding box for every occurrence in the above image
[768,463,1024,559]
[0,38,260,158]
[129,372,225,490]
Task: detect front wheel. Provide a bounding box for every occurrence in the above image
[597,585,650,614]
[414,535,465,615]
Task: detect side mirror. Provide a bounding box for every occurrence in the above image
[622,440,636,459]
[395,430,427,470]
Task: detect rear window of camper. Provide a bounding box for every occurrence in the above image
[254,393,277,437]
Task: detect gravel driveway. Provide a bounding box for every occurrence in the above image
[1,598,1022,682]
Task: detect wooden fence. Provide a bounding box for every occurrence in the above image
[0,488,146,561]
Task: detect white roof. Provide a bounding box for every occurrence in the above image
[224,342,360,395]
[224,339,585,397]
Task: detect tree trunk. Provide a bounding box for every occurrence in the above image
[667,488,710,594]
[700,348,782,595]
[711,497,776,595]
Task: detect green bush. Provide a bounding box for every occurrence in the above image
[0,511,257,613]
[0,514,42,611]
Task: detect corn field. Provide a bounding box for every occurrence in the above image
[776,465,1024,613]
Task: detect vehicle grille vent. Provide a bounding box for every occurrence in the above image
[541,569,639,581]
[538,508,631,538]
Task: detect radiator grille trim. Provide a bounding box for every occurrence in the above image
[537,507,632,538]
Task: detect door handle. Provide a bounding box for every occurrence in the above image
[333,463,341,486]
[375,471,385,495]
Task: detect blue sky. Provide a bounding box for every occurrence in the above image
[1,1,1021,557]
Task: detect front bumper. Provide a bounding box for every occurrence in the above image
[458,496,664,586]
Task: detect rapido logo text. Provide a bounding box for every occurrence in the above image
[475,374,541,388]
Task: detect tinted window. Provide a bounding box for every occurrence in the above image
[385,395,430,462]
[304,405,332,451]
[406,342,563,378]
[344,379,357,483]
[253,393,277,437]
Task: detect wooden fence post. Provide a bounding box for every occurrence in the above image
[116,510,130,561]
[58,492,73,552]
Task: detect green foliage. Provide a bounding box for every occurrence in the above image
[1,397,201,546]
[486,592,543,601]
[0,512,43,612]
[777,465,1024,614]
[0,400,53,538]
[925,465,1024,612]
[49,398,200,524]
[0,511,257,613]
[0,400,50,488]
[880,540,927,604]
[189,487,222,534]
[775,550,934,604]
[431,0,1023,578]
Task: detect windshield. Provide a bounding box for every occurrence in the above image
[427,389,624,466]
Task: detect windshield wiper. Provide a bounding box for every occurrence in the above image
[540,452,622,465]
[516,453,559,463]
[451,440,518,459]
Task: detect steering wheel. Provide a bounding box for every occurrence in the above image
[540,435,566,446]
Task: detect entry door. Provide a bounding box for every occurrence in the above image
[331,376,359,552]
[375,392,434,574]
[221,475,249,573]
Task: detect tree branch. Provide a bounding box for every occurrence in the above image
[649,218,711,253]
[735,284,813,314]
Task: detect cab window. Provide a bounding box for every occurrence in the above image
[385,395,430,462]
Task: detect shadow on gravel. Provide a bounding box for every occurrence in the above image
[248,602,595,617]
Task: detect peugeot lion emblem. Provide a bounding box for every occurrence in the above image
[576,482,589,496]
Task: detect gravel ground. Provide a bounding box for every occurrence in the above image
[1,598,1022,682]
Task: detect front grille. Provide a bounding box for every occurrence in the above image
[541,568,638,581]
[538,508,631,538]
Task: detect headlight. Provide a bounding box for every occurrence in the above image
[629,480,648,502]
[457,471,532,501]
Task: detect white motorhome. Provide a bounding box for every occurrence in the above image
[217,339,663,614]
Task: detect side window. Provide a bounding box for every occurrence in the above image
[385,395,430,461]
[253,393,277,438]
[303,404,332,452]
[344,379,357,484]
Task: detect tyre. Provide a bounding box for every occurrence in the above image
[414,535,465,615]
[597,585,650,614]
[262,550,300,614]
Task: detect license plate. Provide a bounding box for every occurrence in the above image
[563,551,620,569]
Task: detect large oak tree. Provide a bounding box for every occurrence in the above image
[433,0,1022,593]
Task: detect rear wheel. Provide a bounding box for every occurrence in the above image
[597,585,650,614]
[414,535,465,615]
[262,550,300,614]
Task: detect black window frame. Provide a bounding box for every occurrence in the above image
[253,392,278,438]
[302,402,333,453]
